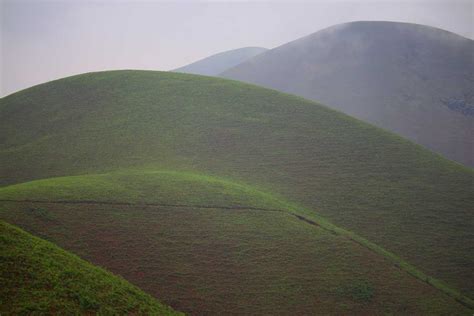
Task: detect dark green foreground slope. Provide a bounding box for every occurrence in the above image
[0,70,473,306]
[0,220,180,315]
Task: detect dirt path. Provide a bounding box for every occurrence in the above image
[0,199,287,213]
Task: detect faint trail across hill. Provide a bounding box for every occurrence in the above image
[0,199,287,213]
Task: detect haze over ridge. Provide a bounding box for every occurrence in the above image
[2,0,472,96]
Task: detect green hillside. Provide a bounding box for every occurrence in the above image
[0,170,288,210]
[0,70,473,313]
[0,172,470,314]
[0,220,180,315]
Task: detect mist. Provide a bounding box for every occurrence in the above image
[1,0,472,97]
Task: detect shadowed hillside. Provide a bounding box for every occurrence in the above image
[221,21,474,167]
[0,220,180,315]
[174,47,268,76]
[0,70,473,313]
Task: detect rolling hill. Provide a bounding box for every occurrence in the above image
[173,46,268,76]
[0,171,471,315]
[0,70,473,314]
[0,220,180,315]
[221,21,474,167]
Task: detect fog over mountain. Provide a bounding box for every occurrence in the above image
[4,1,471,97]
[222,21,474,167]
[174,47,268,76]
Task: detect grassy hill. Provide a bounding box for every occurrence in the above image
[174,47,268,76]
[0,70,473,313]
[221,21,474,167]
[0,220,180,315]
[0,171,471,315]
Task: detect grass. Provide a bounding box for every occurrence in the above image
[0,220,181,315]
[289,206,474,309]
[336,280,375,302]
[1,70,473,311]
[0,203,470,315]
[0,169,287,210]
[0,170,472,313]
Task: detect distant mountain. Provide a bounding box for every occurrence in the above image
[174,47,268,76]
[221,21,474,167]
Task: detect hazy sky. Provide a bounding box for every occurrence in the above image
[1,0,472,96]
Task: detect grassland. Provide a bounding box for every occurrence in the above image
[0,170,288,210]
[0,202,470,315]
[1,70,473,313]
[0,220,180,315]
[0,170,472,314]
